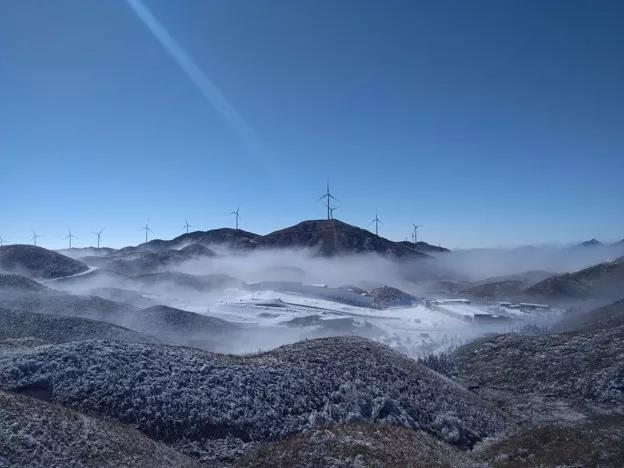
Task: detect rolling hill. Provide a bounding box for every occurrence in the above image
[553,298,624,332]
[524,256,624,302]
[0,245,88,279]
[0,307,156,345]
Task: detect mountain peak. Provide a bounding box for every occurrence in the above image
[577,239,603,248]
[261,219,428,258]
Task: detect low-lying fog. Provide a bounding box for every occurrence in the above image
[35,241,624,358]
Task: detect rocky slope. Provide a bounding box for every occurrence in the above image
[0,245,88,279]
[0,390,200,468]
[0,337,507,464]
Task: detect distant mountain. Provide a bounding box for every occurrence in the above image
[0,245,88,279]
[260,219,428,258]
[524,256,624,302]
[576,239,603,248]
[97,221,437,258]
[397,241,450,254]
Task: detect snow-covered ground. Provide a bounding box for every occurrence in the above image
[138,287,546,358]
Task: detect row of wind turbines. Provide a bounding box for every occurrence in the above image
[13,229,106,249]
[1,184,424,249]
[318,183,423,244]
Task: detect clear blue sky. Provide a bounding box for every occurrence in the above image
[1,0,623,249]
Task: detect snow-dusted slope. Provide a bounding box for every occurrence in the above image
[0,390,200,468]
[0,336,508,464]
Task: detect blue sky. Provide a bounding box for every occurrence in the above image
[1,0,623,249]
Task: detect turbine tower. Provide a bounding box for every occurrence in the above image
[65,228,77,249]
[183,218,193,234]
[0,236,6,247]
[329,205,340,220]
[230,208,240,230]
[31,230,41,247]
[139,221,153,244]
[369,213,382,236]
[318,182,338,220]
[91,229,104,249]
[412,224,422,245]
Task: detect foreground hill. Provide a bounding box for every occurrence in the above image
[0,390,200,468]
[236,423,473,468]
[453,326,624,407]
[0,336,507,464]
[524,256,624,303]
[260,220,427,258]
[0,245,88,279]
[472,416,624,468]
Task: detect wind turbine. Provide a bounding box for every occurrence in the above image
[329,205,340,220]
[412,224,422,245]
[139,221,153,244]
[31,230,41,247]
[0,236,6,247]
[230,208,240,230]
[183,218,193,234]
[317,182,338,220]
[369,213,382,236]
[91,229,104,249]
[65,228,77,249]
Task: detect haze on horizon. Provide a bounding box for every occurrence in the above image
[1,0,623,249]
